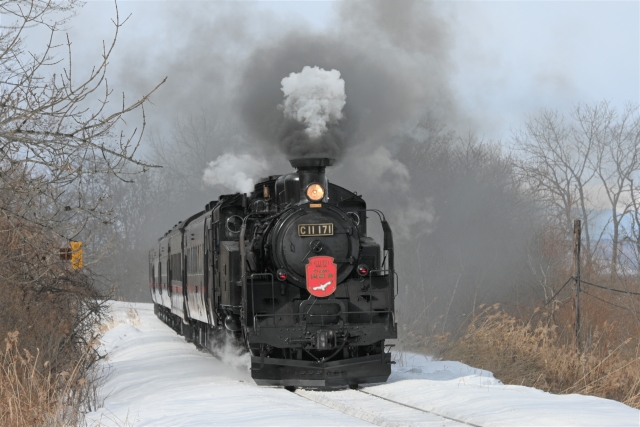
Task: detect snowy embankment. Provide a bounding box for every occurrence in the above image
[87,302,639,426]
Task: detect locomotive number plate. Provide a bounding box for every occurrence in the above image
[298,223,334,237]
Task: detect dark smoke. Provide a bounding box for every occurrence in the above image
[79,1,542,335]
[276,118,344,159]
[107,1,460,162]
[237,9,459,161]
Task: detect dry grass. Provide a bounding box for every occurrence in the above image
[0,209,110,425]
[0,331,99,426]
[439,304,640,408]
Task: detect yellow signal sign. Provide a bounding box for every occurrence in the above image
[70,241,83,270]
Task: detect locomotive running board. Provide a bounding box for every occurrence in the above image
[250,353,392,388]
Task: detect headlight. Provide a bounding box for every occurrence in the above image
[306,183,325,201]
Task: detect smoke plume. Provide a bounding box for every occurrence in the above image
[203,153,268,194]
[279,66,346,152]
[234,1,458,162]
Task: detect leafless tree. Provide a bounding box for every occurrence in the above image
[148,111,240,196]
[512,108,597,268]
[0,0,165,236]
[587,102,640,275]
[0,1,165,418]
[513,101,640,293]
[395,122,538,335]
[94,112,247,301]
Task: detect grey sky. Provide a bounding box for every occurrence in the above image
[12,1,638,142]
[447,1,639,139]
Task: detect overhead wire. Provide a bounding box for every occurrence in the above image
[545,273,640,318]
[581,288,636,312]
[580,279,640,297]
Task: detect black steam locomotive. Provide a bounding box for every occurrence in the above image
[149,158,397,388]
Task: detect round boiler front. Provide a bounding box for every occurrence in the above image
[269,205,359,287]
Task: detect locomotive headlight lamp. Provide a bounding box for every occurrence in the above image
[306,183,325,202]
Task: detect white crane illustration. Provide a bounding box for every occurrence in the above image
[312,281,332,291]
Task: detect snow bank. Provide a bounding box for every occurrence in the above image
[379,353,639,426]
[87,302,367,426]
[87,302,640,426]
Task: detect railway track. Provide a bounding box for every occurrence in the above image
[294,387,483,427]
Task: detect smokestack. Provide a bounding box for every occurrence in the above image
[290,158,334,196]
[289,157,335,171]
[276,158,334,205]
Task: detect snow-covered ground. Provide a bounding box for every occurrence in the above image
[87,302,640,426]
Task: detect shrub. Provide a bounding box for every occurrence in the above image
[0,331,99,426]
[439,305,640,408]
[0,215,108,425]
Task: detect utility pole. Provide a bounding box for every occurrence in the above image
[573,219,581,352]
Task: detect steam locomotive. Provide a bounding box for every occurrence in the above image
[148,158,397,388]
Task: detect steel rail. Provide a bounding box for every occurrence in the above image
[291,386,485,427]
[357,389,484,427]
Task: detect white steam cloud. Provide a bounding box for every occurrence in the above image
[209,335,251,375]
[203,153,268,194]
[280,66,346,139]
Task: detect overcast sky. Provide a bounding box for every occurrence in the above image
[448,1,639,139]
[10,1,639,143]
